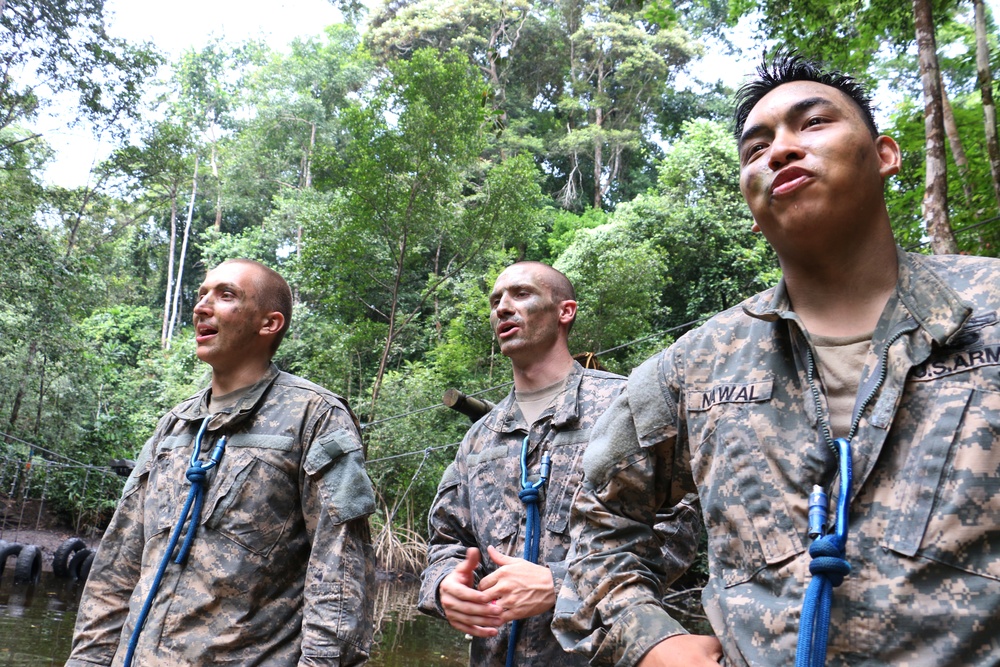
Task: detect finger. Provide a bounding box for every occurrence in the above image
[441,576,495,605]
[457,547,481,576]
[479,572,499,593]
[486,545,511,566]
[446,617,500,638]
[443,601,504,626]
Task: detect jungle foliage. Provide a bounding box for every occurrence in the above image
[1,0,999,561]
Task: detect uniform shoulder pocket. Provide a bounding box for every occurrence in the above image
[306,428,375,525]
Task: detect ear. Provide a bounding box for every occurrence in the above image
[751,220,761,233]
[259,311,285,338]
[875,135,901,179]
[558,300,577,328]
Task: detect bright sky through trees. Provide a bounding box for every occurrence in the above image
[39,0,344,188]
[35,0,1000,189]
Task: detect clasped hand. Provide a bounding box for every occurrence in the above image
[439,545,556,637]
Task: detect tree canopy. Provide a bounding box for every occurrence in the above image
[2,0,999,555]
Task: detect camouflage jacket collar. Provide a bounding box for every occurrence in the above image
[741,246,972,346]
[489,361,587,434]
[172,363,282,432]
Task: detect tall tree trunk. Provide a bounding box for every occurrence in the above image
[9,340,37,429]
[369,232,407,422]
[974,0,1000,210]
[913,0,958,254]
[33,355,45,435]
[593,119,603,209]
[941,82,976,214]
[592,63,605,209]
[161,187,179,348]
[212,143,222,230]
[167,155,199,348]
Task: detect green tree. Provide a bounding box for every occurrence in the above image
[302,48,541,418]
[367,0,700,211]
[0,0,161,149]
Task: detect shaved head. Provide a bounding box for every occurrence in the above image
[217,259,292,353]
[507,261,575,302]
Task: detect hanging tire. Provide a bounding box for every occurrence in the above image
[78,550,96,582]
[0,541,24,579]
[69,548,95,581]
[13,544,41,585]
[53,538,87,579]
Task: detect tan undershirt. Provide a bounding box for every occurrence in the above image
[515,376,568,426]
[208,385,252,414]
[811,331,873,440]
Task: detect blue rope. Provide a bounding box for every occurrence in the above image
[796,437,853,667]
[124,419,226,667]
[505,435,550,667]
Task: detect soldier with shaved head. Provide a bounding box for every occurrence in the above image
[419,262,702,667]
[68,259,376,666]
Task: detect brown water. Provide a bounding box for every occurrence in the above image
[0,574,468,666]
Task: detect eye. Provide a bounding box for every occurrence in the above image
[805,116,827,128]
[742,142,766,163]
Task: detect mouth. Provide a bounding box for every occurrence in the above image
[770,167,811,197]
[495,320,520,340]
[195,323,218,343]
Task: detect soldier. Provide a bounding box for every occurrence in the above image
[553,52,1000,666]
[67,259,376,666]
[418,262,701,667]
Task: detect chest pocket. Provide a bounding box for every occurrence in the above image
[469,443,520,546]
[200,433,297,557]
[884,383,1000,581]
[543,429,590,535]
[689,402,804,589]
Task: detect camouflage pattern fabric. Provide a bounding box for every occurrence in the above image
[554,249,1000,667]
[420,362,680,667]
[67,364,376,667]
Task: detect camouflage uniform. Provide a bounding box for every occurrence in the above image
[554,249,1000,666]
[67,364,376,667]
[420,362,663,667]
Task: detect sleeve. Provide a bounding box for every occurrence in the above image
[417,431,480,619]
[65,435,156,666]
[299,405,377,667]
[552,354,700,667]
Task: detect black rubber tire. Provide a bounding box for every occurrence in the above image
[78,550,96,581]
[13,544,41,585]
[53,538,87,578]
[69,548,95,581]
[0,542,24,579]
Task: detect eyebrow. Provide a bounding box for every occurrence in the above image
[199,281,243,295]
[739,96,838,149]
[489,282,534,302]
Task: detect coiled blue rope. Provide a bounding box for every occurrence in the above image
[124,418,226,667]
[506,435,551,667]
[796,437,852,667]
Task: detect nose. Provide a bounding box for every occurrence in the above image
[494,292,514,316]
[768,126,803,171]
[193,292,212,316]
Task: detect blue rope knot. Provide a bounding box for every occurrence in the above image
[125,422,226,667]
[807,537,850,586]
[507,437,550,667]
[186,462,209,484]
[517,486,540,504]
[796,437,854,667]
